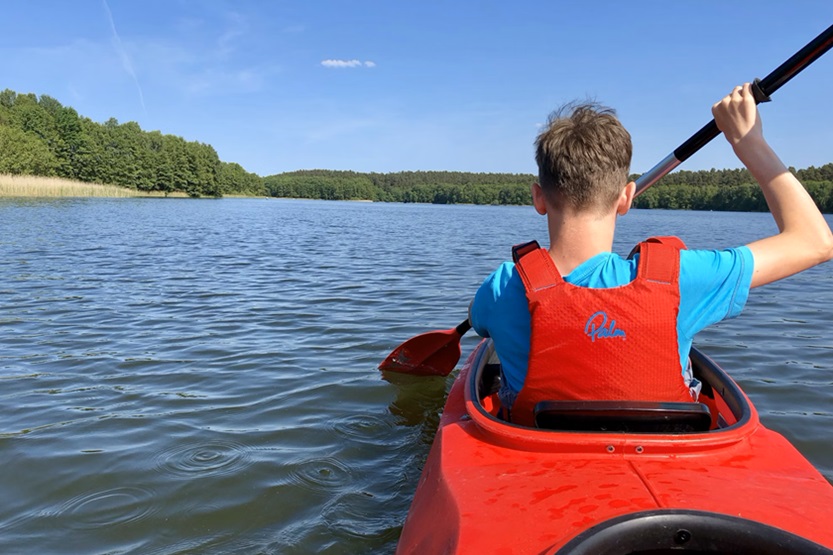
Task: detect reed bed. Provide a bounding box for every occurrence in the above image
[0,174,175,198]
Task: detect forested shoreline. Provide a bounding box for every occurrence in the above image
[263,167,833,213]
[0,89,263,197]
[2,89,832,211]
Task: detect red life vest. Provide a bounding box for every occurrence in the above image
[510,237,694,427]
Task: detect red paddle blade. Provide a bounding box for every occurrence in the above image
[379,321,470,376]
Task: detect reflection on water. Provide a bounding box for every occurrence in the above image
[0,198,830,553]
[383,371,451,450]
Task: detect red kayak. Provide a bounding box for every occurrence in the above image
[396,339,833,554]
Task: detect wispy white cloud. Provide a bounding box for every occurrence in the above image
[321,59,376,69]
[101,0,146,114]
[116,34,280,98]
[217,11,247,60]
[182,66,270,95]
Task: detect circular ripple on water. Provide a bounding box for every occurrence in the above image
[286,456,352,491]
[330,414,398,445]
[153,439,254,478]
[51,486,157,530]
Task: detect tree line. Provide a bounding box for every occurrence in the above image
[632,167,833,212]
[0,89,264,197]
[262,167,833,212]
[261,170,533,204]
[2,88,831,211]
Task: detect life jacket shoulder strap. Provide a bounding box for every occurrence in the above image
[628,235,687,257]
[629,236,687,285]
[512,240,563,293]
[512,240,540,263]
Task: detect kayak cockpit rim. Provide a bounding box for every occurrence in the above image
[462,339,758,451]
[548,508,833,555]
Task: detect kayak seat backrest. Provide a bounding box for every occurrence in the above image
[480,363,502,396]
[533,400,712,433]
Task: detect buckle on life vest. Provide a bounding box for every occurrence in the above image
[512,240,540,263]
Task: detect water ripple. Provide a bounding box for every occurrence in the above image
[154,439,254,478]
[47,486,157,530]
[330,414,399,445]
[286,456,353,490]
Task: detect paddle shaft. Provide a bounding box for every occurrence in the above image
[455,319,472,336]
[634,23,833,197]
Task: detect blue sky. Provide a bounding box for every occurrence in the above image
[2,1,832,177]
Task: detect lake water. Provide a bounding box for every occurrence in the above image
[1,198,831,554]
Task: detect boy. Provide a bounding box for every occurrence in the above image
[470,83,833,426]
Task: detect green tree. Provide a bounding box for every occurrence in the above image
[219,162,264,196]
[0,125,60,175]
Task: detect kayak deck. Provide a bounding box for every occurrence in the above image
[396,340,833,554]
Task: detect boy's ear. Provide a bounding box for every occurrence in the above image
[617,181,636,216]
[531,182,548,215]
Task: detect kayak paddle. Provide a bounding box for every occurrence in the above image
[635,23,833,195]
[378,320,471,376]
[380,23,833,377]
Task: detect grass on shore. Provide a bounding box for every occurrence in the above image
[0,174,186,198]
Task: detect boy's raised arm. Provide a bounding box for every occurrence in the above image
[712,83,833,288]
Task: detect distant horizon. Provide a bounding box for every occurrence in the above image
[9,84,833,179]
[4,85,832,180]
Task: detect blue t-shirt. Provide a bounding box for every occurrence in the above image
[470,247,754,406]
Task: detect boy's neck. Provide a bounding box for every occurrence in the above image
[545,208,617,276]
